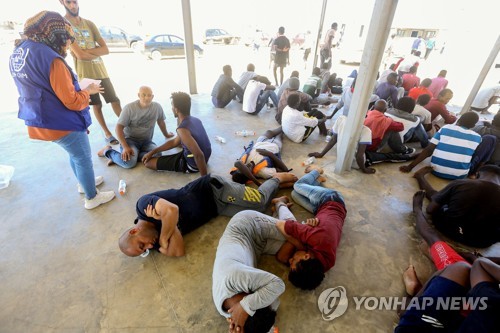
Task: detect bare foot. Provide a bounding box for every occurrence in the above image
[305,165,324,174]
[413,166,433,179]
[271,196,293,213]
[273,172,298,184]
[318,176,327,183]
[107,160,115,167]
[403,265,422,296]
[97,145,112,157]
[412,190,426,214]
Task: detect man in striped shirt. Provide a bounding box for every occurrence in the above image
[400,112,483,179]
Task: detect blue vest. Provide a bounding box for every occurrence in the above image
[10,40,91,131]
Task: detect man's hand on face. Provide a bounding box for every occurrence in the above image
[228,302,249,333]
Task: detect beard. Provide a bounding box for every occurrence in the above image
[65,6,79,17]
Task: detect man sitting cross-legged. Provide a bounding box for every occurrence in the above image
[97,86,174,168]
[212,210,287,333]
[230,127,297,187]
[118,172,295,257]
[272,165,347,290]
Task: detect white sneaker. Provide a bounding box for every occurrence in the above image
[78,176,104,194]
[84,189,115,210]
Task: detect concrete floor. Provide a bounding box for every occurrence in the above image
[1,92,498,333]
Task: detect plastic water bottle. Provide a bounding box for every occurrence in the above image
[302,156,315,166]
[215,135,226,143]
[118,179,126,195]
[235,130,256,137]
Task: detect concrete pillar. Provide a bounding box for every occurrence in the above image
[459,35,500,115]
[181,0,197,94]
[313,0,328,69]
[334,0,398,174]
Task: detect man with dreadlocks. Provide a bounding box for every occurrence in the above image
[9,11,115,209]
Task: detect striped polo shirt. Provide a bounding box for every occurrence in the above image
[430,124,481,179]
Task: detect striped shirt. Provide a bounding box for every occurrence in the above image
[430,124,481,179]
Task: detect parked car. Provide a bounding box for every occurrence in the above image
[140,34,203,60]
[99,26,142,50]
[203,28,240,45]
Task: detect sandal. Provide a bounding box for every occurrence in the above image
[106,135,119,145]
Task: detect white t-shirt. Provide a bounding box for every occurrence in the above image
[281,106,318,143]
[332,116,372,168]
[247,141,280,178]
[237,71,257,91]
[243,80,266,113]
[471,86,500,109]
[386,113,420,140]
[412,104,432,125]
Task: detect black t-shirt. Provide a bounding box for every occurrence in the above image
[273,35,290,65]
[431,179,500,247]
[135,175,218,236]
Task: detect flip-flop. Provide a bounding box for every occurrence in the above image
[106,135,119,145]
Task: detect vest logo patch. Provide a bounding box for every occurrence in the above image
[227,196,236,203]
[10,47,30,73]
[243,187,261,203]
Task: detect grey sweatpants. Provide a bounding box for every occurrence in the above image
[209,175,280,217]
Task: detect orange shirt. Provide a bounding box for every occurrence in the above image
[408,86,433,101]
[27,58,90,141]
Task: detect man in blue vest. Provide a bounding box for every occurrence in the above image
[230,127,297,188]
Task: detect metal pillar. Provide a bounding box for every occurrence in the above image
[313,0,328,69]
[334,0,399,174]
[181,0,197,94]
[459,35,500,115]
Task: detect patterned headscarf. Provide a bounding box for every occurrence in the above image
[17,11,74,56]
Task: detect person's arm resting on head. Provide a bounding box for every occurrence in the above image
[234,160,261,186]
[146,199,184,256]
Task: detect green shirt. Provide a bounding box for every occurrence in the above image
[69,18,109,80]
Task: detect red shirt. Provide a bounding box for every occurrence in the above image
[401,73,421,92]
[364,110,404,151]
[285,201,347,272]
[408,86,433,100]
[426,98,457,124]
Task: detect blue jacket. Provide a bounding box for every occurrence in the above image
[10,40,91,131]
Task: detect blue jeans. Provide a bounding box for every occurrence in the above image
[291,170,345,214]
[104,138,157,169]
[404,123,429,148]
[253,90,279,114]
[53,131,97,199]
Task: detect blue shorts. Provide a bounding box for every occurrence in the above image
[395,276,467,333]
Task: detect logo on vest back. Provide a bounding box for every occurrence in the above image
[10,47,30,74]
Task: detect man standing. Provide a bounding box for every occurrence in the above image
[97,86,173,168]
[320,22,338,70]
[272,26,290,86]
[142,92,211,175]
[60,0,122,145]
